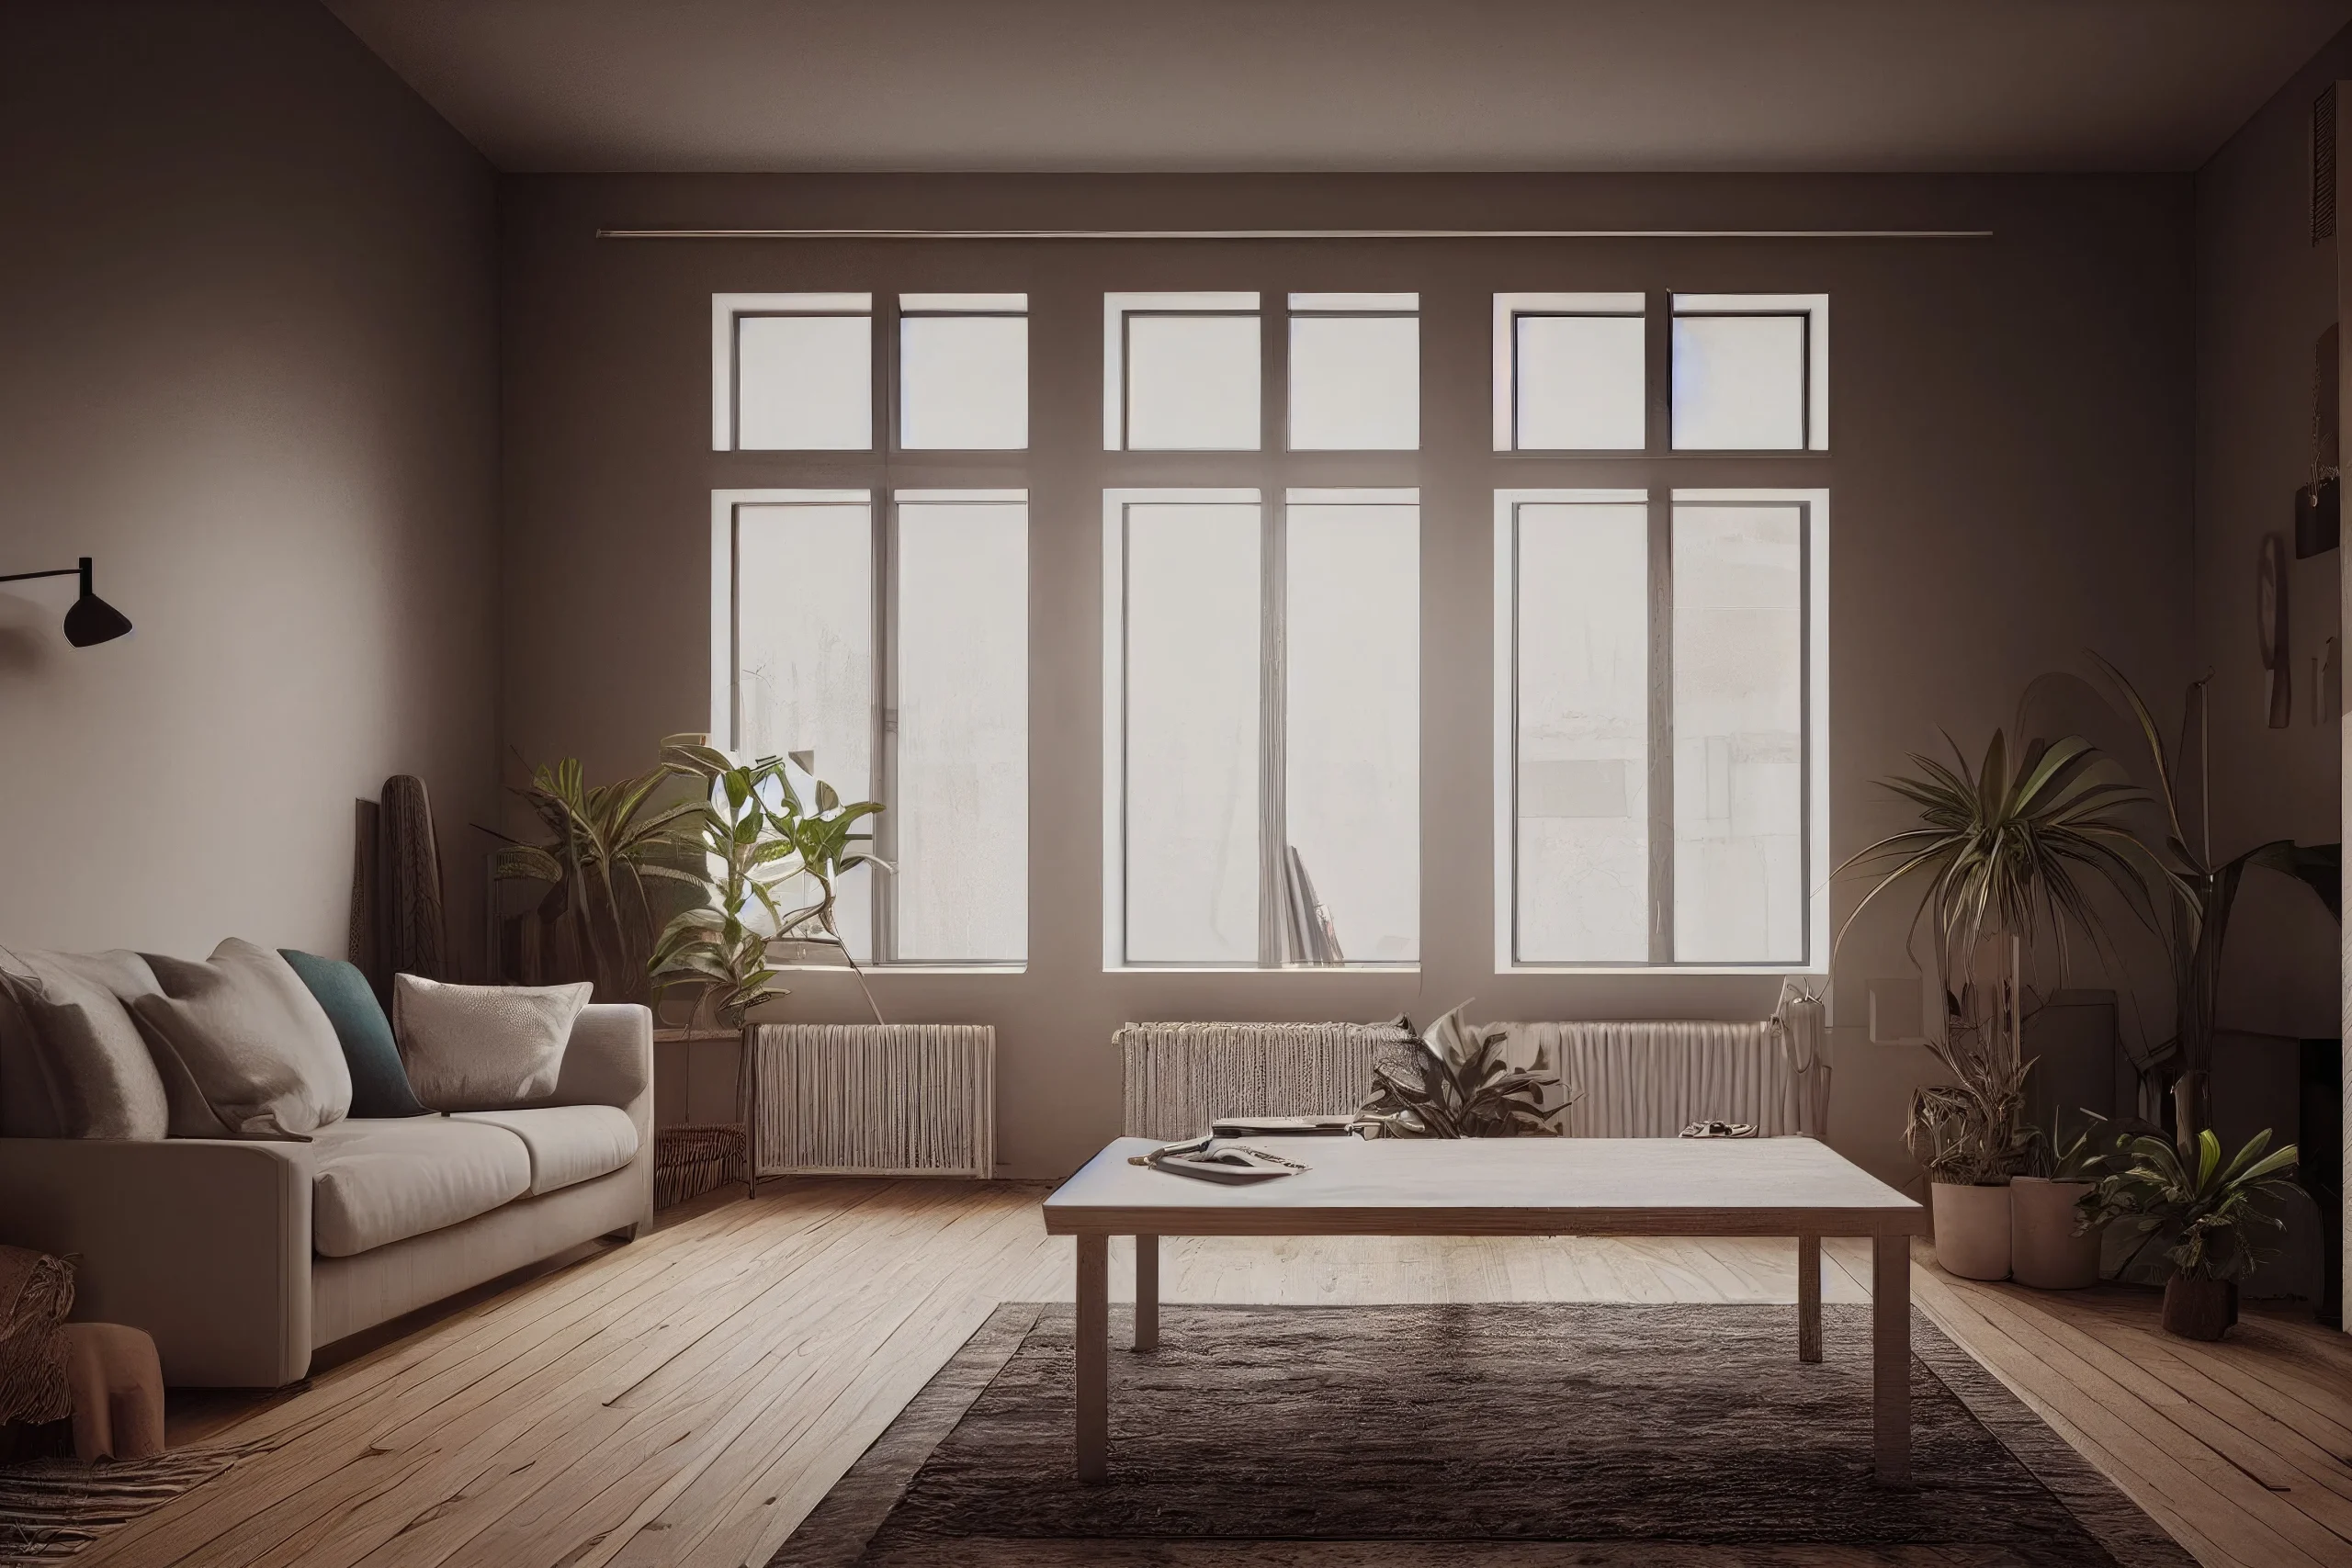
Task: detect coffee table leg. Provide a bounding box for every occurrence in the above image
[1798,1233,1822,1363]
[1135,1234,1159,1352]
[1872,1233,1911,1483]
[1077,1234,1108,1483]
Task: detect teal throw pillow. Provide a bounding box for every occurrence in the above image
[277,949,430,1118]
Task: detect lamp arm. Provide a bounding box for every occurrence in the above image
[0,557,94,588]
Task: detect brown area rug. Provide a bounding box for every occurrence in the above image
[774,1303,2193,1567]
[0,1438,265,1564]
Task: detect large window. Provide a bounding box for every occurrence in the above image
[717,489,1027,965]
[1495,489,1826,970]
[706,276,1826,981]
[1104,490,1419,968]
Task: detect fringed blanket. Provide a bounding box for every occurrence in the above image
[0,1250,71,1429]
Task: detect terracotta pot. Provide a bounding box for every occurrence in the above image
[2161,1272,2238,1340]
[2008,1177,2100,1290]
[1931,1181,2012,1280]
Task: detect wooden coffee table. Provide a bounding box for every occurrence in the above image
[1043,1135,1929,1484]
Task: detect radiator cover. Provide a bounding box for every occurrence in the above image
[752,1023,996,1178]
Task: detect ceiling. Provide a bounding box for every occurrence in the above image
[326,0,2352,175]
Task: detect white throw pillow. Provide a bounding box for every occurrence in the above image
[0,948,171,1140]
[393,976,591,1111]
[130,939,353,1139]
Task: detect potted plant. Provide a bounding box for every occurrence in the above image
[1838,728,2164,1282]
[2009,1114,2117,1290]
[2083,657,2337,1154]
[2079,1127,2302,1338]
[1358,1003,1573,1138]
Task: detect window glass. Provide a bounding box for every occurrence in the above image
[1510,500,1650,962]
[1515,315,1645,450]
[894,499,1027,961]
[1289,308,1418,450]
[1672,502,1804,961]
[738,315,872,450]
[1119,500,1262,962]
[1672,312,1807,450]
[1284,496,1418,963]
[734,499,875,959]
[899,305,1026,450]
[1125,314,1261,450]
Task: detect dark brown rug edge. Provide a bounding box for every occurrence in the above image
[768,1302,1043,1568]
[768,1303,2199,1568]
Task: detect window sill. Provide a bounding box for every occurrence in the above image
[1498,964,1826,978]
[771,964,1027,976]
[1102,965,1420,976]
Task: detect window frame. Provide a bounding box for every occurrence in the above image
[711,484,1031,973]
[711,292,876,453]
[1670,293,1830,453]
[1492,486,1829,976]
[1101,485,1420,972]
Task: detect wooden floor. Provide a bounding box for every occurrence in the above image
[74,1179,2348,1568]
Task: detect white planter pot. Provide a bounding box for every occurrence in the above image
[2009,1176,2100,1290]
[1931,1181,2012,1280]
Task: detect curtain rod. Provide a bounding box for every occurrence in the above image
[596,227,1992,241]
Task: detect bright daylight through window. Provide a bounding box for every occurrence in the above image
[713,294,1031,965]
[712,281,1824,975]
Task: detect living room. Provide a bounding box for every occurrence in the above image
[2,2,2348,1563]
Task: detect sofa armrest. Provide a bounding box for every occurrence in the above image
[553,1003,652,1114]
[0,1137,312,1387]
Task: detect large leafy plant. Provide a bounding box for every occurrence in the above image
[490,756,702,1005]
[2078,1128,2302,1281]
[1837,728,2167,1187]
[2083,655,2338,1155]
[649,739,892,1028]
[1359,1004,1570,1139]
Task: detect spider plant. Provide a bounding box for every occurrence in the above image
[1358,1003,1572,1138]
[2079,1127,2302,1282]
[1836,728,2171,1187]
[489,755,704,1004]
[2083,654,2338,1155]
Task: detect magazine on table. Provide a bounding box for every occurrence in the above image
[1128,1134,1312,1184]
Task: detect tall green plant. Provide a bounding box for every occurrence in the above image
[2082,655,2339,1156]
[648,739,893,1029]
[1836,728,2170,1187]
[491,756,703,1004]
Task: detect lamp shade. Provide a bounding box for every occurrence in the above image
[63,591,132,647]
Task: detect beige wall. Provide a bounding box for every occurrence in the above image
[2191,27,2352,1303]
[0,2,500,965]
[502,173,2196,1185]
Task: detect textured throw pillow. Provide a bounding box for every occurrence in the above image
[0,948,169,1140]
[130,939,354,1139]
[393,976,590,1111]
[278,950,429,1119]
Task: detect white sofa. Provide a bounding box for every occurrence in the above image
[0,1002,653,1388]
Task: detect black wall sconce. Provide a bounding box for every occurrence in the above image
[0,557,133,647]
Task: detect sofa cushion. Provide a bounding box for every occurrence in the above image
[393,976,590,1111]
[133,941,353,1139]
[452,1106,639,1196]
[0,949,169,1140]
[310,1117,531,1258]
[278,951,429,1119]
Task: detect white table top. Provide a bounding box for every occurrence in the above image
[1043,1135,1928,1238]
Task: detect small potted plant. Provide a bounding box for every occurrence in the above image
[1358,1003,1574,1138]
[2008,1113,2117,1290]
[2079,1127,2302,1339]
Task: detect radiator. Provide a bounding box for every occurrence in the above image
[1117,1021,1414,1140]
[752,1023,995,1178]
[1499,1021,1804,1137]
[1117,1018,1805,1141]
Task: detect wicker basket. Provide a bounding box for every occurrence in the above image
[654,1123,747,1209]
